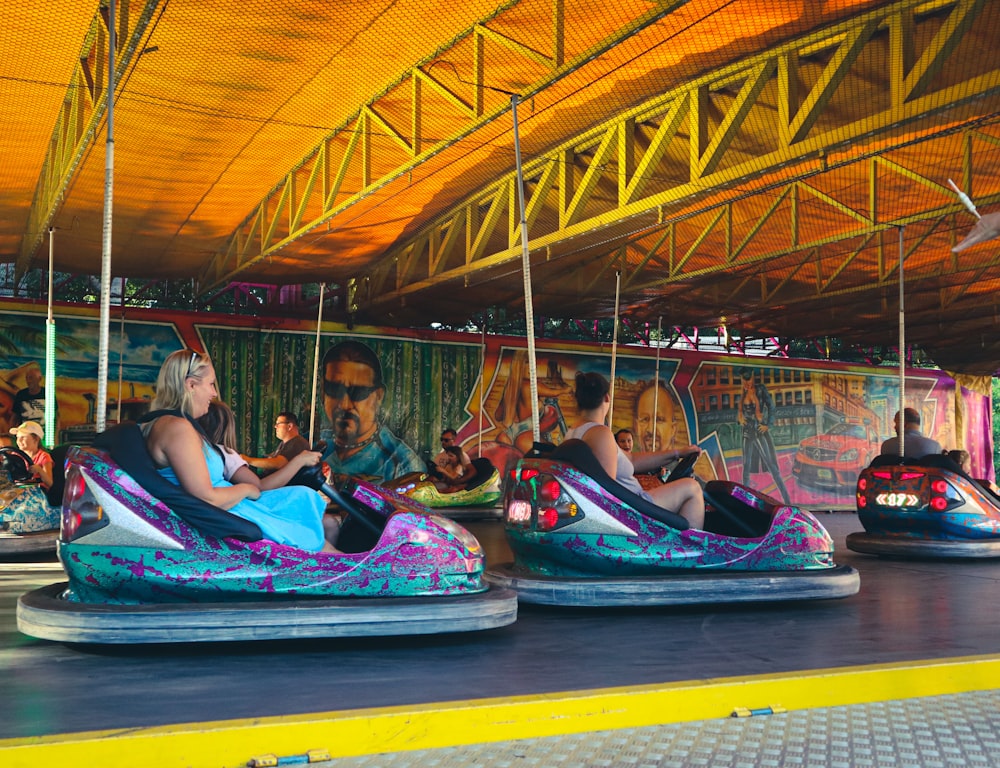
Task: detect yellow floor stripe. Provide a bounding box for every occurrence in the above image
[2,654,998,768]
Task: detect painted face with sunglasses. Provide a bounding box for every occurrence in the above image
[323,359,385,452]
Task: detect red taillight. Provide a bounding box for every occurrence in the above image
[930,496,948,511]
[520,468,539,480]
[858,477,868,491]
[900,471,925,481]
[872,470,893,479]
[857,494,867,508]
[931,479,948,494]
[63,510,82,540]
[539,507,559,530]
[64,469,87,508]
[539,479,561,502]
[61,465,106,542]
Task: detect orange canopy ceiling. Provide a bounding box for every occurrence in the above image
[2,0,1000,372]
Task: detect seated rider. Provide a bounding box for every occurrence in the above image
[614,428,634,454]
[947,448,998,492]
[142,349,337,553]
[880,408,942,458]
[433,445,479,493]
[241,411,309,475]
[566,372,704,529]
[199,401,326,491]
[431,428,469,477]
[9,421,53,487]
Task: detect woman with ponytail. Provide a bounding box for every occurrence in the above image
[565,371,705,529]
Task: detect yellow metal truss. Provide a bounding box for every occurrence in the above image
[197,0,691,291]
[349,0,999,314]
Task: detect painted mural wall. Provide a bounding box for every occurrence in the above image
[0,301,989,508]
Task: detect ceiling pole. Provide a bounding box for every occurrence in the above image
[309,282,325,446]
[898,225,905,458]
[511,94,540,445]
[96,0,117,434]
[116,279,126,424]
[653,316,662,452]
[44,228,56,447]
[608,270,621,426]
[478,323,486,457]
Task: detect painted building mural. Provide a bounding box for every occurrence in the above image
[0,301,990,508]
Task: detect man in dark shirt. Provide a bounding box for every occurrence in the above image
[242,411,309,474]
[879,407,942,458]
[13,364,49,429]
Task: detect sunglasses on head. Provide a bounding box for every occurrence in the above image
[185,349,202,378]
[323,380,379,403]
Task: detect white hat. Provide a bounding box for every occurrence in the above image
[9,421,43,440]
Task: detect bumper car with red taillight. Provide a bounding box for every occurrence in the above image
[17,446,516,644]
[485,439,859,606]
[1,447,60,556]
[848,453,1000,558]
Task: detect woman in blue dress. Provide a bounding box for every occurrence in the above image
[142,349,336,552]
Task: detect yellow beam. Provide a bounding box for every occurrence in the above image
[1,655,997,768]
[361,0,998,314]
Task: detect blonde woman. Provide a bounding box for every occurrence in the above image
[142,349,336,552]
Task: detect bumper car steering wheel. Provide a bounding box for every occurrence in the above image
[0,446,35,483]
[287,463,385,547]
[663,452,698,484]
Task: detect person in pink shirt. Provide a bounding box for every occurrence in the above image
[9,420,53,487]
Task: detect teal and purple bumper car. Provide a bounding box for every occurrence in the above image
[0,446,61,557]
[17,428,516,644]
[486,440,859,606]
[848,453,1000,558]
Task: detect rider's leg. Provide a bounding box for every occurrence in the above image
[649,477,705,529]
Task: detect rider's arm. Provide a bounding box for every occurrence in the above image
[229,464,262,489]
[242,453,289,473]
[150,416,260,509]
[30,462,54,488]
[581,425,621,480]
[449,457,477,487]
[631,444,700,474]
[258,450,322,491]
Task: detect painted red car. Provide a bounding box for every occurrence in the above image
[792,421,880,490]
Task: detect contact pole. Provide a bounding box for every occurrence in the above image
[44,228,56,447]
[898,226,905,457]
[309,282,325,445]
[116,280,126,423]
[652,316,662,452]
[96,0,116,434]
[478,324,486,456]
[512,94,540,444]
[608,270,621,426]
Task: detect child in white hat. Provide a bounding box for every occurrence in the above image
[9,421,53,486]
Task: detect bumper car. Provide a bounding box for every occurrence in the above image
[385,458,502,515]
[17,425,516,644]
[0,447,61,556]
[848,453,1000,558]
[486,440,859,606]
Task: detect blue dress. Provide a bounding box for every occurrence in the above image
[158,441,328,551]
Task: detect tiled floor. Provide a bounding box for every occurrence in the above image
[316,690,1000,768]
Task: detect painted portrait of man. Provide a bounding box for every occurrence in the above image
[320,339,423,483]
[633,380,688,453]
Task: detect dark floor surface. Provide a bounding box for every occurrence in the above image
[1,514,998,740]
